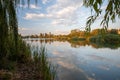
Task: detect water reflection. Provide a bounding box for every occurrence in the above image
[24,38,120,80]
[24,38,120,49]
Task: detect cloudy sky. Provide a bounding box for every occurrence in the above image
[18,0,120,35]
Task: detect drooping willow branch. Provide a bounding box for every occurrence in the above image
[83,0,120,32]
[0,0,37,56]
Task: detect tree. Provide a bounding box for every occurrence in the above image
[109,29,118,34]
[83,0,120,32]
[0,0,35,60]
[0,0,18,58]
[91,29,100,36]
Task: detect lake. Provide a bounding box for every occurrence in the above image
[24,38,120,80]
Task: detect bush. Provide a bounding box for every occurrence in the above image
[71,37,86,41]
[104,34,120,44]
[8,37,31,63]
[90,34,120,44]
[89,35,103,43]
[0,36,31,70]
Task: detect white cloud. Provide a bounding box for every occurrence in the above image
[19,4,40,9]
[54,6,76,18]
[30,4,40,9]
[47,0,83,26]
[24,13,52,19]
[24,0,83,26]
[18,27,29,31]
[42,0,49,4]
[24,13,45,19]
[51,20,60,25]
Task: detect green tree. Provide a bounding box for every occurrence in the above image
[83,0,120,32]
[91,29,100,36]
[109,29,118,34]
[0,0,18,58]
[0,0,35,61]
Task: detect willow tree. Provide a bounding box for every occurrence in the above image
[0,0,36,59]
[0,0,18,58]
[83,0,120,32]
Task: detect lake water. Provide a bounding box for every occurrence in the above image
[25,38,120,80]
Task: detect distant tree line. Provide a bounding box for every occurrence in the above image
[22,28,120,39]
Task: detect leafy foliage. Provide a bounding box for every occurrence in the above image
[0,0,36,69]
[83,0,120,32]
[90,33,120,44]
[0,0,38,60]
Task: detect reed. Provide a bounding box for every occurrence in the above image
[33,46,56,80]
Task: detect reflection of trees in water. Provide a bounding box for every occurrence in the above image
[43,39,54,44]
[90,43,100,49]
[26,38,120,49]
[30,38,54,44]
[68,40,120,49]
[68,40,90,48]
[90,42,120,49]
[65,40,120,49]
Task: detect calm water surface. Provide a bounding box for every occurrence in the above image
[25,38,120,80]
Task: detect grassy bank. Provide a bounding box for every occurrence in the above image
[0,38,56,80]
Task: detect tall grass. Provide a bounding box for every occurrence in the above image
[0,36,31,70]
[33,46,56,80]
[0,34,57,80]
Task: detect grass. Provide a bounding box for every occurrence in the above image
[32,46,56,80]
[0,36,56,80]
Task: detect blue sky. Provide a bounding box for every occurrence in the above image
[18,0,120,35]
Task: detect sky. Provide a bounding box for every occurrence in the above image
[18,0,120,35]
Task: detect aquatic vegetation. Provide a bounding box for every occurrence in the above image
[33,46,56,80]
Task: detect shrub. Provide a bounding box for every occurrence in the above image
[104,34,120,44]
[71,37,86,41]
[90,34,120,44]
